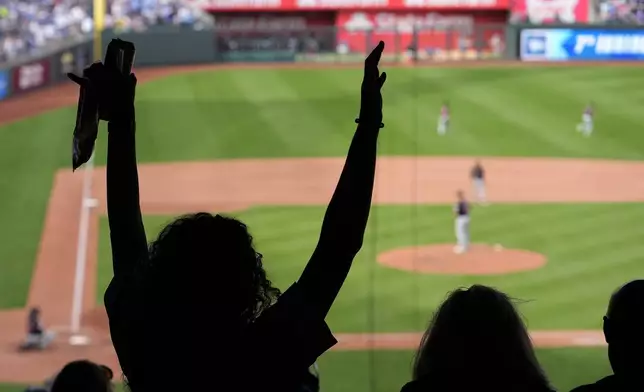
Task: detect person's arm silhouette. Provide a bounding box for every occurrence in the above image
[67,65,146,278]
[244,42,387,392]
[104,71,146,381]
[68,65,144,382]
[104,73,148,278]
[298,41,386,317]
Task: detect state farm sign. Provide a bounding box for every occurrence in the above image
[337,11,505,53]
[12,60,50,93]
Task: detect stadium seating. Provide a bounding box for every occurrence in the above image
[0,0,211,63]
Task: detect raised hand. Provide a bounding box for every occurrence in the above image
[356,41,387,128]
[68,62,136,122]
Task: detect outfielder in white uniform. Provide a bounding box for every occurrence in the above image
[453,190,470,254]
[576,102,594,137]
[437,101,450,135]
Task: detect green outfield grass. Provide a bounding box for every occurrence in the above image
[315,348,612,392]
[0,348,612,392]
[0,65,641,390]
[2,65,644,308]
[96,203,644,331]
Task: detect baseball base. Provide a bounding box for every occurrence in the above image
[69,335,90,346]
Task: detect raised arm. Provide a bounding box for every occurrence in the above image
[106,73,148,278]
[297,42,387,317]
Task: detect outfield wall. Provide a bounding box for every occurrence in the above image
[1,23,643,102]
[0,39,93,102]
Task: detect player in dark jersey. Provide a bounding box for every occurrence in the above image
[576,101,594,136]
[470,160,487,205]
[20,307,56,350]
[437,101,450,135]
[453,190,470,254]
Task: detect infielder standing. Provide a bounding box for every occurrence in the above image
[454,190,470,254]
[576,101,594,136]
[437,101,450,135]
[470,160,487,205]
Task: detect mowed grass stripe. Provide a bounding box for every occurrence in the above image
[313,348,611,392]
[529,71,644,159]
[406,69,516,154]
[464,79,590,156]
[0,108,74,308]
[230,70,306,155]
[230,70,349,157]
[96,203,644,332]
[272,69,358,152]
[107,71,293,162]
[0,347,613,392]
[5,66,644,307]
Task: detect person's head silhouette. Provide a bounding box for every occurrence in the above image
[604,280,644,382]
[408,285,551,392]
[51,360,113,392]
[146,212,279,318]
[136,213,280,383]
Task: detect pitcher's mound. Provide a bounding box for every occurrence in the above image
[378,244,546,275]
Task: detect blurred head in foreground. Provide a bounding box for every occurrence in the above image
[604,279,644,381]
[51,360,113,392]
[408,285,552,392]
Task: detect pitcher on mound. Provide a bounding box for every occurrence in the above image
[453,190,470,254]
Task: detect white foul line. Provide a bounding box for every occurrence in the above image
[70,152,96,337]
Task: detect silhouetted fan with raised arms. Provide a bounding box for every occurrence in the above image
[66,41,387,391]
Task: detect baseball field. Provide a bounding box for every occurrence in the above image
[1,62,644,391]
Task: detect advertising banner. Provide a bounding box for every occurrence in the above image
[510,0,589,24]
[521,29,644,61]
[216,13,336,60]
[12,60,50,93]
[0,70,8,101]
[336,11,505,54]
[194,0,509,11]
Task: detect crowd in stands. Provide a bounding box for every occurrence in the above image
[596,0,644,23]
[0,0,211,63]
[17,41,644,392]
[506,0,643,24]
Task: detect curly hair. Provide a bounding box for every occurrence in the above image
[145,213,280,324]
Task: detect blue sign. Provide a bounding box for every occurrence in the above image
[521,29,644,61]
[0,70,8,100]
